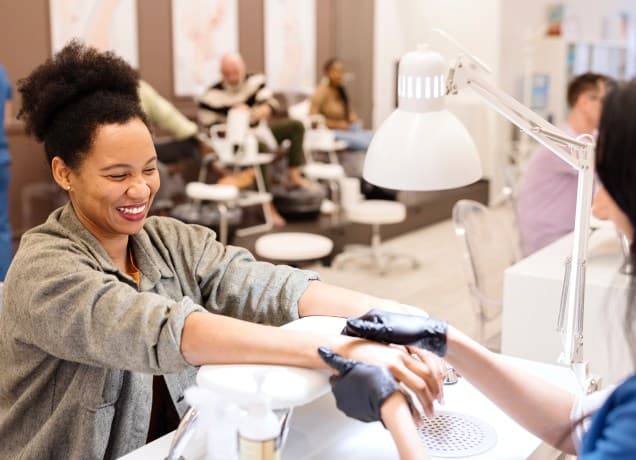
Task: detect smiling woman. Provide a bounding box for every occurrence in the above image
[0,41,445,460]
[50,119,160,272]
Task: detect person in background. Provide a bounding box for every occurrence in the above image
[516,72,609,256]
[319,79,636,459]
[310,58,374,152]
[139,79,207,210]
[0,42,445,459]
[138,79,202,164]
[197,52,311,188]
[138,79,254,208]
[198,53,314,225]
[0,65,13,280]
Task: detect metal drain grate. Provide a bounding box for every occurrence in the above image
[417,411,497,457]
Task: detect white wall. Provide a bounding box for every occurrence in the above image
[374,0,636,202]
[563,0,636,42]
[499,0,636,153]
[500,0,636,109]
[373,0,504,199]
[373,0,502,127]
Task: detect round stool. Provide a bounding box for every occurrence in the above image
[334,200,418,275]
[346,200,406,225]
[255,232,333,264]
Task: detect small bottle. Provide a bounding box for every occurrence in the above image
[238,395,281,460]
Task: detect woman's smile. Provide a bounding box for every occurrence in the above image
[116,203,148,221]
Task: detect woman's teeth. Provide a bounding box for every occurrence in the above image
[117,205,146,215]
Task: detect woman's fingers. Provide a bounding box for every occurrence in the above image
[409,346,447,382]
[403,354,442,410]
[340,340,443,416]
[408,346,446,403]
[388,356,437,417]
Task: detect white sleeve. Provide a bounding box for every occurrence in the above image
[570,386,614,451]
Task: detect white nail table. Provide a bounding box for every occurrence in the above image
[119,354,580,460]
[502,226,634,385]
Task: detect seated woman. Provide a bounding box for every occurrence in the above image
[0,42,445,459]
[320,79,636,459]
[310,58,374,152]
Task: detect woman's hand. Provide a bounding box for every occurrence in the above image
[333,337,444,416]
[320,347,431,459]
[319,346,402,422]
[249,103,272,123]
[343,309,448,357]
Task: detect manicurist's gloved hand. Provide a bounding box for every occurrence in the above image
[342,309,448,357]
[318,346,402,423]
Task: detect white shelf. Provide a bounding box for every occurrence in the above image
[566,38,629,49]
[529,36,634,125]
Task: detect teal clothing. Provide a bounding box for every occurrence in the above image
[0,65,11,279]
[581,373,636,458]
[0,65,11,163]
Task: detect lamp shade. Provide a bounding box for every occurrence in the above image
[363,47,482,191]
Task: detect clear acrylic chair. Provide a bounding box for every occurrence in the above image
[452,199,520,350]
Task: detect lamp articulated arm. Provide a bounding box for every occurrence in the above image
[447,56,590,169]
[447,55,598,391]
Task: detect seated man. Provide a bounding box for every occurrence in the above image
[138,79,253,209]
[198,53,311,191]
[516,72,609,256]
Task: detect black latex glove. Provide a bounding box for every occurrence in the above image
[342,309,448,357]
[318,346,400,423]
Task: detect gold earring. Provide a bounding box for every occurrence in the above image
[66,185,72,191]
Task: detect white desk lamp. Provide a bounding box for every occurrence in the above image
[364,30,598,392]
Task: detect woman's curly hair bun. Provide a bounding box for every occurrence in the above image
[17,40,147,167]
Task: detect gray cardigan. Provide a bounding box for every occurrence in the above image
[0,204,318,459]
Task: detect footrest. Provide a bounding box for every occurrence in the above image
[185,182,239,201]
[237,191,272,206]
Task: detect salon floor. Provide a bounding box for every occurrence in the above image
[303,206,511,343]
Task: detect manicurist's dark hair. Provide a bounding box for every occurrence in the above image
[596,78,636,240]
[555,77,635,451]
[595,78,636,366]
[17,39,149,169]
